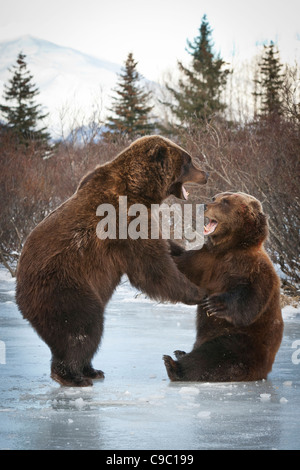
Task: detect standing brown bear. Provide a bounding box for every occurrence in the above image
[16,135,208,387]
[163,192,283,382]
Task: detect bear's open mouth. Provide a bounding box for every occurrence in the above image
[168,182,189,200]
[204,218,218,235]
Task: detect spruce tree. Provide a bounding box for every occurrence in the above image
[0,52,50,147]
[165,15,230,125]
[254,42,284,118]
[105,52,155,138]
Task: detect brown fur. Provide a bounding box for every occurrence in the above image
[163,192,284,382]
[16,135,208,387]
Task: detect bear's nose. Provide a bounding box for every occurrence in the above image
[204,204,208,211]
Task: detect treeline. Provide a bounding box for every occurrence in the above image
[0,15,299,290]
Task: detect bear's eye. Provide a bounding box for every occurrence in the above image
[183,153,191,165]
[211,196,215,202]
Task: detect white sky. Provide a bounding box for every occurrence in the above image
[0,0,299,80]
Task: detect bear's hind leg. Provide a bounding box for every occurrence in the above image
[50,334,104,386]
[51,357,93,387]
[47,291,105,387]
[164,336,252,382]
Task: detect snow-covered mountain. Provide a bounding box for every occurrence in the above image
[0,35,122,137]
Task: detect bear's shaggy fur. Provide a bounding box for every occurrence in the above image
[16,135,208,387]
[163,192,283,382]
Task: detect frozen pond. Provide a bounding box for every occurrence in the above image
[0,266,300,450]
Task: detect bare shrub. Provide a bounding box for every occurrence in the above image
[179,118,300,290]
[1,116,299,291]
[0,130,129,275]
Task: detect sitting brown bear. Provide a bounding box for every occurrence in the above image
[16,135,208,387]
[163,192,284,382]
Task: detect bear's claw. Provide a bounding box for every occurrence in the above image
[174,350,186,359]
[163,354,182,381]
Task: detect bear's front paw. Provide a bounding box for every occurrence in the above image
[201,294,232,322]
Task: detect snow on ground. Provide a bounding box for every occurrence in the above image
[0,265,300,450]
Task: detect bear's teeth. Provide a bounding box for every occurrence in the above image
[182,185,189,200]
[204,220,218,235]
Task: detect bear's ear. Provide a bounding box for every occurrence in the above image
[249,199,263,214]
[247,199,265,225]
[150,144,167,168]
[250,204,268,245]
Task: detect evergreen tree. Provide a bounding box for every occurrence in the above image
[105,52,155,137]
[0,52,50,146]
[253,42,284,118]
[165,15,230,125]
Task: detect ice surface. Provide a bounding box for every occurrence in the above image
[0,265,300,450]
